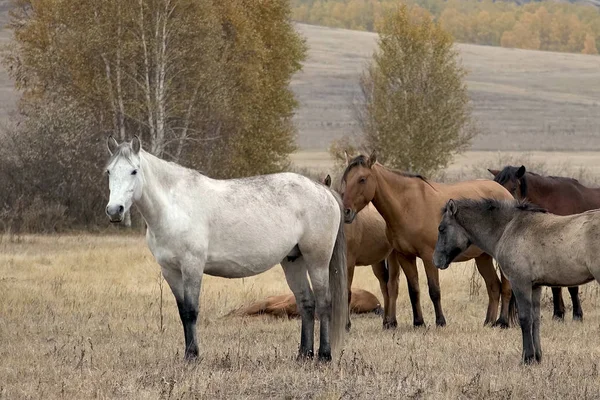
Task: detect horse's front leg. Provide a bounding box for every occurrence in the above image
[513,283,536,364]
[162,261,204,360]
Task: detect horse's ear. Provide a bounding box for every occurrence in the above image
[487,168,500,177]
[131,135,141,154]
[368,151,377,168]
[447,199,457,216]
[344,151,351,166]
[516,165,526,178]
[107,135,119,155]
[323,174,332,187]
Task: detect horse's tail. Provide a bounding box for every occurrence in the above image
[329,195,348,357]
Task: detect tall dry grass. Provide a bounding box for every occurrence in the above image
[1,234,600,399]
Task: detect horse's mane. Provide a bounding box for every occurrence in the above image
[493,166,529,197]
[444,198,548,215]
[495,165,584,197]
[105,143,136,169]
[343,154,429,184]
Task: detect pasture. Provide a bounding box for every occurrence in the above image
[2,234,600,399]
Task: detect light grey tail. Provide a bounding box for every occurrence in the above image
[329,194,348,358]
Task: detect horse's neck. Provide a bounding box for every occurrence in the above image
[136,151,209,228]
[459,209,514,256]
[370,165,426,228]
[524,174,556,202]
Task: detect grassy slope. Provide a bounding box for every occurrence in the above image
[291,23,600,151]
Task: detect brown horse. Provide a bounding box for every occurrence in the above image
[489,165,600,321]
[322,175,409,329]
[228,288,383,318]
[341,152,515,327]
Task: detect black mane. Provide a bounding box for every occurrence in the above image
[343,154,429,183]
[447,198,548,215]
[493,166,529,197]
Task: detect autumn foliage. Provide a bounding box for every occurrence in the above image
[292,0,600,55]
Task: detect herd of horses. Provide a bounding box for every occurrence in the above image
[104,137,600,365]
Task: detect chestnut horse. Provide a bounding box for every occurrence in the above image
[489,165,600,321]
[229,288,383,318]
[342,152,515,327]
[322,175,412,329]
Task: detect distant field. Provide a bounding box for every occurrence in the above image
[2,235,600,399]
[291,24,600,151]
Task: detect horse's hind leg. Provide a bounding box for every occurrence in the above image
[305,257,335,361]
[568,286,583,321]
[474,254,501,326]
[281,258,316,360]
[496,268,515,328]
[551,287,565,320]
[346,259,356,331]
[371,260,391,326]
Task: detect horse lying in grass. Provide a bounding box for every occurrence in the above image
[229,288,383,318]
[433,198,600,364]
[489,165,600,321]
[104,137,347,362]
[341,152,515,327]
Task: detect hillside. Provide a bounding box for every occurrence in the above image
[0,22,598,152]
[291,23,600,151]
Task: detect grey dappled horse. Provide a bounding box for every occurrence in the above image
[433,198,600,364]
[104,137,347,361]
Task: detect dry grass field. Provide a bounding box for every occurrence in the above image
[2,234,600,399]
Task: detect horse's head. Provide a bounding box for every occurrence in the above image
[488,165,527,199]
[433,199,471,270]
[105,136,143,223]
[341,151,377,224]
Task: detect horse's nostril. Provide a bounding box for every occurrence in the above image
[118,205,124,213]
[344,209,351,216]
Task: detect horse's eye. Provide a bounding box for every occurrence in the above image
[438,226,445,233]
[359,177,366,184]
[106,170,110,176]
[131,170,138,175]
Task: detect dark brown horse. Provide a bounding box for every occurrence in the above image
[342,152,515,327]
[489,165,600,321]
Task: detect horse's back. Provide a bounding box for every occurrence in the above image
[203,172,341,275]
[439,179,513,202]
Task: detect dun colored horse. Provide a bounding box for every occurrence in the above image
[433,198,600,364]
[323,174,418,329]
[489,165,600,321]
[229,288,383,318]
[342,152,515,327]
[105,137,347,361]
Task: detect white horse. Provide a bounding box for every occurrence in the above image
[105,137,347,361]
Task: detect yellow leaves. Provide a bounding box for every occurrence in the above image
[291,0,600,55]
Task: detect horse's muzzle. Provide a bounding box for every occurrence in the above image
[433,253,450,270]
[343,208,356,224]
[106,204,124,223]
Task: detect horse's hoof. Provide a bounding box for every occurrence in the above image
[436,318,447,327]
[345,322,352,332]
[296,350,314,362]
[492,319,509,329]
[383,320,398,330]
[522,356,536,365]
[413,319,425,327]
[317,351,332,362]
[184,352,199,362]
[573,313,583,322]
[552,313,565,321]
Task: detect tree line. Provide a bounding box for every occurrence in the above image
[0,0,306,232]
[292,0,600,54]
